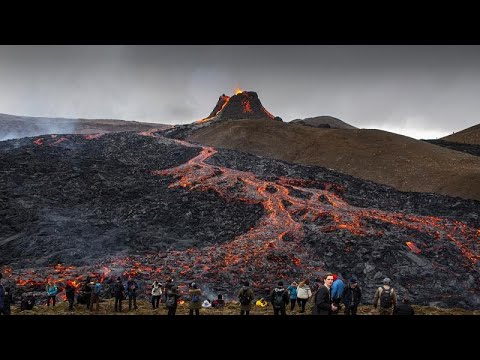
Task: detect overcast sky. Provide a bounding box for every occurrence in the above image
[1,45,479,139]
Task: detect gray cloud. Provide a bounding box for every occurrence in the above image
[1,45,479,139]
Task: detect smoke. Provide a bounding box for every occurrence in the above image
[0,113,77,141]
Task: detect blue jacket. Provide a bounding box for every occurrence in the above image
[330,279,344,301]
[287,285,297,299]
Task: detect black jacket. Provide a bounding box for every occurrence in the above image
[313,285,332,315]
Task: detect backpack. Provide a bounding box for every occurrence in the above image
[379,286,393,308]
[191,293,200,303]
[273,289,286,308]
[239,290,251,305]
[166,294,176,307]
[94,283,102,295]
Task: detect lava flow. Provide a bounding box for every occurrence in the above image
[8,132,480,304]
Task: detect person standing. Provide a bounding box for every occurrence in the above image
[151,280,162,309]
[127,276,138,310]
[238,281,254,315]
[270,281,289,316]
[113,277,125,312]
[313,273,337,315]
[373,277,397,315]
[0,273,5,315]
[330,275,345,314]
[286,281,298,312]
[46,280,58,307]
[165,283,180,315]
[65,281,76,311]
[296,279,312,313]
[342,278,362,315]
[188,282,202,315]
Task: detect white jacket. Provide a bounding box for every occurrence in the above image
[296,285,312,299]
[151,284,163,296]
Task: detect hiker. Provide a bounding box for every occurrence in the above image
[2,287,13,315]
[163,278,174,303]
[270,281,289,315]
[393,296,414,315]
[113,277,126,312]
[238,281,254,315]
[330,274,344,314]
[313,273,337,315]
[127,276,138,310]
[373,277,397,315]
[90,280,101,311]
[81,276,92,308]
[165,283,180,316]
[0,273,5,315]
[188,282,202,315]
[151,280,162,309]
[341,277,362,315]
[296,279,312,313]
[286,281,298,312]
[46,280,58,307]
[65,281,76,311]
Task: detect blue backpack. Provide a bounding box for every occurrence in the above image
[191,293,200,303]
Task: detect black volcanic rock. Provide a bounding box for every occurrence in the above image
[424,139,480,157]
[204,91,276,121]
[1,132,480,309]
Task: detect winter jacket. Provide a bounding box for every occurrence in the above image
[238,286,254,311]
[342,285,362,307]
[152,283,162,297]
[296,284,312,299]
[188,288,202,310]
[46,284,57,296]
[330,279,344,303]
[287,285,298,299]
[270,287,289,309]
[313,285,332,315]
[126,280,138,296]
[373,285,397,308]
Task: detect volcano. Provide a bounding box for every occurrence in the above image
[198,90,281,123]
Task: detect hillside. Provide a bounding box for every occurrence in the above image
[442,123,480,145]
[0,112,168,141]
[290,115,357,129]
[187,119,480,201]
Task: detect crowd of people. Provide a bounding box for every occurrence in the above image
[0,271,415,315]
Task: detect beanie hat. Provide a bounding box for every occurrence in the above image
[383,277,391,284]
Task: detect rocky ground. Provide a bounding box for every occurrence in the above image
[1,131,479,310]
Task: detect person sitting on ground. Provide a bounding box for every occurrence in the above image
[212,294,225,309]
[20,292,35,311]
[393,296,415,315]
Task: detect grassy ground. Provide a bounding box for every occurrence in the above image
[9,299,480,315]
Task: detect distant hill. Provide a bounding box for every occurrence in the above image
[290,115,357,129]
[442,123,480,145]
[0,113,169,141]
[187,118,480,201]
